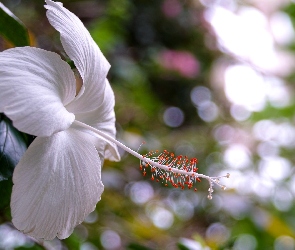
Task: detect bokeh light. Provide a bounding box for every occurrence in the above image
[81,242,98,250]
[233,234,257,250]
[224,64,267,111]
[274,236,295,250]
[100,230,121,250]
[147,205,174,229]
[163,106,185,127]
[129,181,154,204]
[190,86,211,107]
[0,224,34,249]
[223,144,252,169]
[206,223,230,244]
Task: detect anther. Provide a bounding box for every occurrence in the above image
[137,149,228,199]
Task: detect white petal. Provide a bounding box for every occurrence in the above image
[74,80,120,161]
[0,47,76,137]
[45,0,110,113]
[11,128,103,240]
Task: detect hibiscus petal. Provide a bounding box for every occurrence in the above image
[45,0,110,113]
[11,128,103,240]
[74,80,120,161]
[0,47,76,137]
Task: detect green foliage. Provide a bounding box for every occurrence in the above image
[15,246,44,250]
[0,178,12,211]
[176,243,190,250]
[90,0,132,53]
[0,3,29,46]
[127,243,154,250]
[63,234,81,250]
[284,3,295,27]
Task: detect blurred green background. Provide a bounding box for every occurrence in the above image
[1,0,295,249]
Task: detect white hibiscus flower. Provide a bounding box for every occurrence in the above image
[0,0,120,240]
[0,0,229,240]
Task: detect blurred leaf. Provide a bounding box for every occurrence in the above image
[0,2,30,46]
[0,114,27,181]
[250,103,295,121]
[284,3,295,25]
[15,246,44,250]
[127,243,153,250]
[266,213,295,238]
[90,0,132,53]
[177,243,190,250]
[63,234,81,250]
[90,18,123,53]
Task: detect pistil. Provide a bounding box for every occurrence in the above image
[74,120,229,199]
